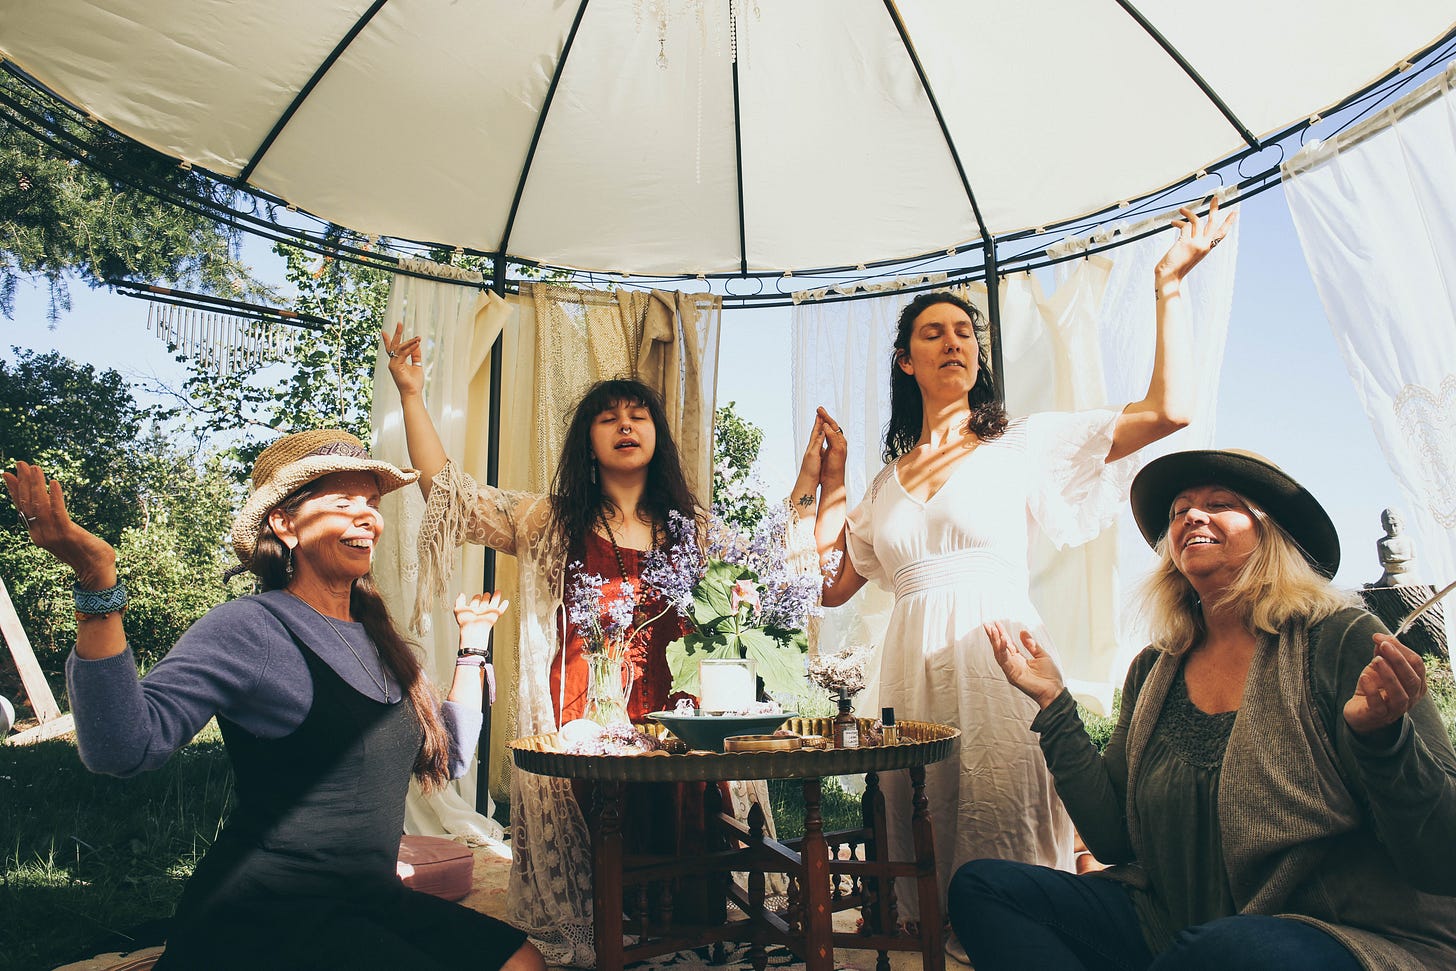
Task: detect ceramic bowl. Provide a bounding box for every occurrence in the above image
[646,711,795,752]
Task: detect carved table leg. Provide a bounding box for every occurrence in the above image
[801,777,833,971]
[862,770,892,971]
[910,765,945,971]
[593,779,626,971]
[748,802,768,971]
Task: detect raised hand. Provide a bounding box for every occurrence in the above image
[1154,195,1236,292]
[818,406,847,486]
[3,462,116,588]
[382,323,426,398]
[1344,632,1429,741]
[454,591,509,655]
[985,621,1065,710]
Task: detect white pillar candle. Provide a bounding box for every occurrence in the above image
[699,658,756,713]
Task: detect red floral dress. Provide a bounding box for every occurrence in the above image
[549,530,691,725]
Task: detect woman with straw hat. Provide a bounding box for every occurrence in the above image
[4,431,544,971]
[955,448,1456,970]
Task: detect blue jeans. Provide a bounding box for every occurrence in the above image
[948,859,1361,971]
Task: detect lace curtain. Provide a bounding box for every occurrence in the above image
[370,256,509,844]
[1283,63,1456,595]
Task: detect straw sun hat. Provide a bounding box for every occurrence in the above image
[231,430,419,566]
[1130,448,1341,578]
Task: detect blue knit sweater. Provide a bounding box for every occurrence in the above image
[66,589,482,778]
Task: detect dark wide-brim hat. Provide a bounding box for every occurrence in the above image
[1130,449,1340,577]
[231,429,418,566]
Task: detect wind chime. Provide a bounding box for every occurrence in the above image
[144,301,300,377]
[113,282,329,377]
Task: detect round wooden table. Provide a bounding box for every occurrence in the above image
[512,718,959,971]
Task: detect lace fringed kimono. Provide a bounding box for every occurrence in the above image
[415,461,815,965]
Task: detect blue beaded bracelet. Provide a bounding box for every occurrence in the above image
[73,582,128,615]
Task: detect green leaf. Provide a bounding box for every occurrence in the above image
[739,627,809,703]
[689,559,754,630]
[665,631,741,696]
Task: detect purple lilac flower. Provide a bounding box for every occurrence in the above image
[759,570,823,630]
[566,564,607,631]
[603,580,637,638]
[641,511,703,614]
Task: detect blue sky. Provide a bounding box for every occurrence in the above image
[4,182,1402,590]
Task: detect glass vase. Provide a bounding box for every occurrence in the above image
[583,651,634,728]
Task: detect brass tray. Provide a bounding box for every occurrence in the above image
[723,734,801,753]
[510,718,959,783]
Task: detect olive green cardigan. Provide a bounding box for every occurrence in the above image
[1034,607,1456,970]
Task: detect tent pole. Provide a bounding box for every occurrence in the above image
[476,255,508,816]
[982,236,1005,405]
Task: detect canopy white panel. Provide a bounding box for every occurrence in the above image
[0,0,1449,274]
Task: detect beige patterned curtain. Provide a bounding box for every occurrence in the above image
[525,283,721,501]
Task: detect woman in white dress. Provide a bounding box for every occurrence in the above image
[810,200,1235,949]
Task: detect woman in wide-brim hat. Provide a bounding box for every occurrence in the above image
[4,431,544,971]
[954,448,1456,970]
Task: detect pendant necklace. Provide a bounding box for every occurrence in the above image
[296,594,392,703]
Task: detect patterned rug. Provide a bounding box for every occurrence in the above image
[466,844,920,970]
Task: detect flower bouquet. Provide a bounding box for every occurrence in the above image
[648,505,831,705]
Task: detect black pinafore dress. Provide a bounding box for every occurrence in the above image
[157,620,525,970]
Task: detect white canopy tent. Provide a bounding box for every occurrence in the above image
[0,1,1451,277]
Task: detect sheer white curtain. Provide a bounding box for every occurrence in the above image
[1082,226,1239,682]
[1283,63,1456,592]
[790,296,900,713]
[371,257,509,844]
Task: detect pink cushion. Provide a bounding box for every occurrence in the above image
[396,834,475,902]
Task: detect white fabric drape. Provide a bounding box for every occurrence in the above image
[790,296,900,713]
[790,228,1238,708]
[1075,226,1240,687]
[1283,63,1456,593]
[370,257,509,845]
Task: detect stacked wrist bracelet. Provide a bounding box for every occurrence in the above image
[455,653,486,668]
[74,581,128,615]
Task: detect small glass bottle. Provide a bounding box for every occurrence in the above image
[880,707,899,746]
[833,689,860,749]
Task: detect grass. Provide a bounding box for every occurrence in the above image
[768,776,872,841]
[0,723,233,971]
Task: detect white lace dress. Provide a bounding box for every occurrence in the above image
[845,411,1138,914]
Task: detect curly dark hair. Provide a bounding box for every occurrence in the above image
[550,378,702,548]
[883,291,1007,463]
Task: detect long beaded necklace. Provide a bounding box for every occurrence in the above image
[296,594,392,703]
[597,508,632,586]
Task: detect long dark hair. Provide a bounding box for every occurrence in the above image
[252,483,451,792]
[883,291,1008,462]
[550,378,701,547]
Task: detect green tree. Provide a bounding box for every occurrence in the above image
[0,353,245,692]
[711,401,768,532]
[0,70,262,321]
[0,348,147,538]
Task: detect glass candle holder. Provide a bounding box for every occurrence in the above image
[698,657,756,713]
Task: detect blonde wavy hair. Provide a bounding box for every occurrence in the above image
[1138,492,1354,656]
